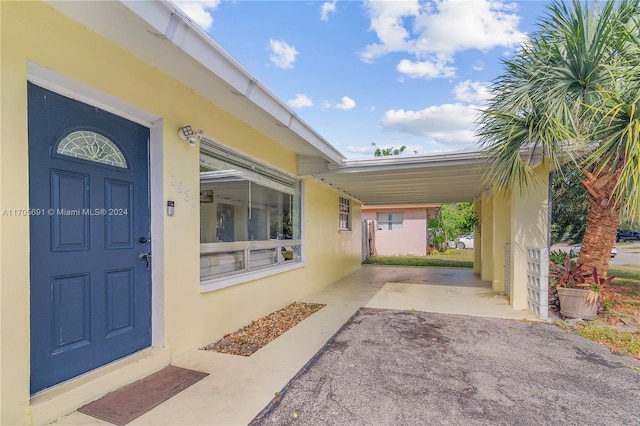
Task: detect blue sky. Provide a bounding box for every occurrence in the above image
[174,0,552,158]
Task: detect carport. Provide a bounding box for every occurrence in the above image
[299,149,551,319]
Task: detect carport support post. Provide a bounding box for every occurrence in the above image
[480,191,494,282]
[491,188,511,293]
[509,160,550,310]
[473,198,481,275]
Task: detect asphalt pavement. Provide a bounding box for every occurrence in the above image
[251,308,640,426]
[610,242,640,269]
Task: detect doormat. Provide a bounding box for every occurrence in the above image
[78,365,208,425]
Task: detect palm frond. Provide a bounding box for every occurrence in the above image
[476,0,640,218]
[582,90,640,220]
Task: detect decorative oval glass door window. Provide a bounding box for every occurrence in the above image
[56,130,127,168]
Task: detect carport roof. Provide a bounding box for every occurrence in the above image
[304,150,493,205]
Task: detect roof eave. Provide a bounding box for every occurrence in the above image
[45,0,345,165]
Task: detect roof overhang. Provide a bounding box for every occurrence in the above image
[45,0,345,165]
[302,150,495,205]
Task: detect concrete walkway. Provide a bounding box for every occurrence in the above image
[52,266,536,426]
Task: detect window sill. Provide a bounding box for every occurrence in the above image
[339,229,352,234]
[200,261,305,293]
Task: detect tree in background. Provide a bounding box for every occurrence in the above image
[371,142,406,157]
[551,166,589,244]
[619,217,640,232]
[476,0,640,278]
[552,164,638,243]
[428,203,476,252]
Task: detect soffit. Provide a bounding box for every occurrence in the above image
[313,151,493,205]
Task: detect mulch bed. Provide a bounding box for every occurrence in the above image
[201,302,325,356]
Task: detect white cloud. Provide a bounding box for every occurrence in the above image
[397,58,456,79]
[320,0,338,22]
[361,0,526,79]
[411,0,526,54]
[381,103,480,145]
[335,96,356,111]
[453,80,491,104]
[174,0,221,30]
[360,0,419,63]
[287,94,314,109]
[269,39,298,69]
[323,96,357,110]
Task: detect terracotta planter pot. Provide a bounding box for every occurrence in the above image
[557,287,598,320]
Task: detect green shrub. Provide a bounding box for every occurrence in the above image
[549,249,569,267]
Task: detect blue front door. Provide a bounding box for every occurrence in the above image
[28,83,152,394]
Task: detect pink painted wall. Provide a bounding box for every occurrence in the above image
[362,207,430,256]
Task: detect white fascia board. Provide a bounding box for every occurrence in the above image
[332,149,491,174]
[362,203,441,210]
[288,116,345,162]
[120,0,266,95]
[122,0,344,165]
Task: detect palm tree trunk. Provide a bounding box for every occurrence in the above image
[576,165,622,279]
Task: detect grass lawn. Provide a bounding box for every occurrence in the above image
[576,266,640,360]
[363,249,474,268]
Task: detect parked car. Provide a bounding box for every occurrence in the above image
[569,243,617,258]
[447,233,474,250]
[616,231,640,242]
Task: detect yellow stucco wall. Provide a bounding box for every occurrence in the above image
[491,189,511,292]
[476,162,550,310]
[1,2,361,424]
[510,161,550,309]
[473,199,482,274]
[480,192,494,281]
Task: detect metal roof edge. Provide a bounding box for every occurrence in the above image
[133,0,346,165]
[333,149,491,172]
[362,203,441,210]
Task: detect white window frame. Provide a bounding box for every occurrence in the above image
[339,196,351,231]
[377,212,403,231]
[199,137,304,292]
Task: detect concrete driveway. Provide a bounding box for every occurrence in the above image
[252,308,640,426]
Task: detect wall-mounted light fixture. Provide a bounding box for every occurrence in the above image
[178,125,202,147]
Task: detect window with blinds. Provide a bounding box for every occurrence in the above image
[199,139,302,286]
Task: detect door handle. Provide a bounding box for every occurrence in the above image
[138,252,151,270]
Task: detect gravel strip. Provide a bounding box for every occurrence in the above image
[201,302,325,356]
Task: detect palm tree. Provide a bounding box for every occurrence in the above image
[476,0,640,278]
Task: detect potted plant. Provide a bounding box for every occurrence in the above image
[549,256,611,320]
